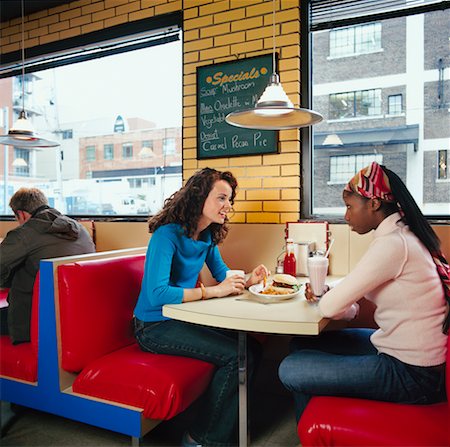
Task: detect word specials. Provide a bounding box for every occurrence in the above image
[197,56,276,159]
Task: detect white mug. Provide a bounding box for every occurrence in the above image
[226,269,245,279]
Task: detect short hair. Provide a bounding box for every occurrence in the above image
[9,188,48,215]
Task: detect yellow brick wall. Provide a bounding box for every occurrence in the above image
[183,0,302,224]
[1,0,302,223]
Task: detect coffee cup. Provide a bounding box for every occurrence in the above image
[307,256,329,297]
[226,269,245,279]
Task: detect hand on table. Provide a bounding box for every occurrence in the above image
[217,274,246,297]
[304,283,330,303]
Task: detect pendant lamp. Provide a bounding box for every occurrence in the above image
[225,0,323,130]
[0,0,59,148]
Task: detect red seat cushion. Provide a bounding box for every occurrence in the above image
[0,336,37,382]
[58,255,145,372]
[0,275,39,382]
[298,396,449,447]
[72,343,215,420]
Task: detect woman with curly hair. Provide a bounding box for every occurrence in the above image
[134,167,268,447]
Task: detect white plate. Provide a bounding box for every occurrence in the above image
[247,283,301,303]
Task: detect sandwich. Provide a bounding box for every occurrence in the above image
[261,274,300,295]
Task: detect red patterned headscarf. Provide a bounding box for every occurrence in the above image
[344,162,396,202]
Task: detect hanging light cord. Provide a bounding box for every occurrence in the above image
[20,0,26,113]
[272,0,276,75]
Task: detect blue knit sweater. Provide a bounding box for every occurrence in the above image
[134,223,229,321]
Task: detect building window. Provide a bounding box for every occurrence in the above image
[61,129,73,139]
[330,154,383,184]
[388,95,403,115]
[330,23,382,58]
[438,150,448,180]
[139,140,154,158]
[163,137,176,155]
[13,148,30,176]
[104,144,114,160]
[128,177,156,188]
[86,146,96,162]
[329,89,382,119]
[122,143,133,159]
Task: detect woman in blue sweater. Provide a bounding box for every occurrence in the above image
[134,168,268,447]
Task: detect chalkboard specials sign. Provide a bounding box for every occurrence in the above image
[197,54,278,159]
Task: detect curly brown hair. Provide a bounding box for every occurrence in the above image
[148,168,238,244]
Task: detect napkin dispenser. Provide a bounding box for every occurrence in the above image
[293,241,315,276]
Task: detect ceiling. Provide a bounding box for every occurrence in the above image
[1,1,73,23]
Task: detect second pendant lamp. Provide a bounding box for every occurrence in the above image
[225,0,322,130]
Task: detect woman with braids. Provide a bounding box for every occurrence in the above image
[279,162,449,423]
[134,167,268,447]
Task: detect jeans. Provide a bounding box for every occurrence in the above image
[134,318,261,447]
[278,329,446,422]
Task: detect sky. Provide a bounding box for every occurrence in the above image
[41,39,182,129]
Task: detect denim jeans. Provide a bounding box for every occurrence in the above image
[278,328,446,422]
[134,318,261,447]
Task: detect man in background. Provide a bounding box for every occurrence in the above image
[0,187,95,344]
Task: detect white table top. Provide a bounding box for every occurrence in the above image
[163,286,332,336]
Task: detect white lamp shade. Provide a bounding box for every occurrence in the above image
[225,73,323,130]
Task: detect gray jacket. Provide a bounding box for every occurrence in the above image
[0,207,95,343]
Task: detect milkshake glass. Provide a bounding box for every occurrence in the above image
[307,255,329,297]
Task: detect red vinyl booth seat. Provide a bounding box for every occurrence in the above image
[0,275,39,382]
[298,335,450,446]
[57,255,215,420]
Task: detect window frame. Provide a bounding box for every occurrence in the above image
[301,0,450,222]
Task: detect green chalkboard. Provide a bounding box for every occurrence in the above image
[197,54,278,159]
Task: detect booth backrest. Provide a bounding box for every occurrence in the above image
[57,254,145,373]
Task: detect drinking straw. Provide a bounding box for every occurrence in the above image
[324,239,335,258]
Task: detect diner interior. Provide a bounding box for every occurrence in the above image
[1,0,449,446]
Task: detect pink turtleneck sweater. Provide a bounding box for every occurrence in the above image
[319,212,447,366]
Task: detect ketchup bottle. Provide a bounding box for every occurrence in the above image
[283,238,297,277]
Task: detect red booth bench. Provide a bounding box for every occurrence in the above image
[56,253,215,431]
[0,276,39,383]
[298,330,450,446]
[1,249,215,445]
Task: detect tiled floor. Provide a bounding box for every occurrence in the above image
[1,336,300,447]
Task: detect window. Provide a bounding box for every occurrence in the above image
[305,0,449,217]
[128,177,156,188]
[330,154,383,183]
[86,146,96,162]
[139,140,154,158]
[61,129,73,139]
[104,144,114,160]
[330,23,382,58]
[163,137,176,155]
[388,95,403,115]
[330,89,382,119]
[438,150,448,180]
[13,148,30,176]
[0,15,182,216]
[122,143,133,159]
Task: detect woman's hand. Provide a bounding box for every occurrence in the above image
[304,283,330,303]
[246,264,270,288]
[216,274,246,297]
